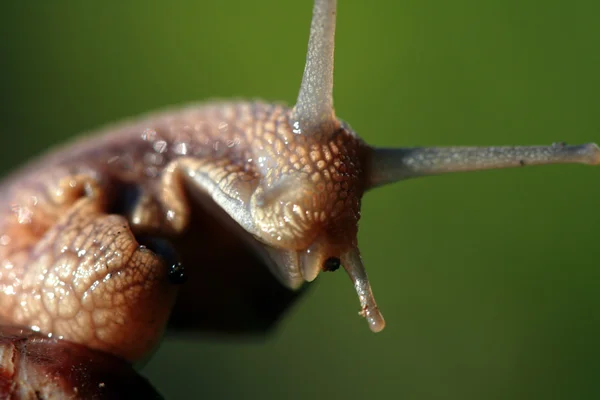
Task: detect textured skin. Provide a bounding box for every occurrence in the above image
[0,325,163,399]
[0,166,177,362]
[0,101,367,365]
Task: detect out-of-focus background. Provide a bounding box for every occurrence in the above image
[2,0,600,399]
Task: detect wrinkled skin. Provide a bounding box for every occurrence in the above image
[3,0,599,395]
[0,103,310,397]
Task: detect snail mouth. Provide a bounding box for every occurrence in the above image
[260,240,334,288]
[300,243,386,333]
[261,241,385,333]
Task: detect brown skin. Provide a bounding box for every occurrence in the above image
[0,102,345,384]
[0,324,163,399]
[4,1,595,394]
[0,0,368,392]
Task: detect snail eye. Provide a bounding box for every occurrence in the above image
[323,257,341,272]
[168,262,188,285]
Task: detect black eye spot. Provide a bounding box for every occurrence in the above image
[323,257,341,272]
[168,262,188,285]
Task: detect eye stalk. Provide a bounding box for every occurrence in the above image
[292,0,338,133]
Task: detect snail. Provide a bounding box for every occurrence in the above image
[0,0,597,397]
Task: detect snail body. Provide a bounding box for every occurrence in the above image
[1,0,598,397]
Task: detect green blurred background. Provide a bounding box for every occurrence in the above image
[2,0,600,399]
